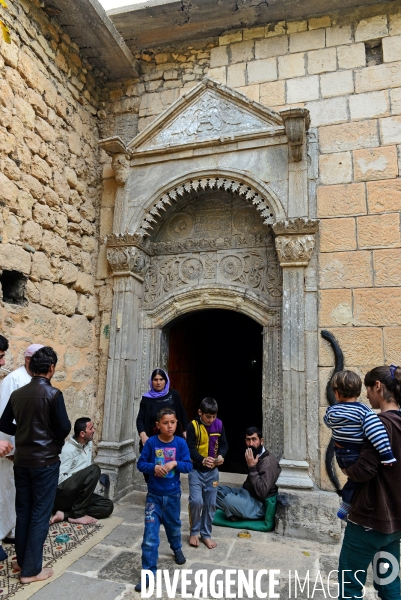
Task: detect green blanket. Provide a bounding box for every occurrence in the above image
[212,494,277,532]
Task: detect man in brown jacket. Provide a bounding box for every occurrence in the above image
[338,366,401,600]
[216,427,280,520]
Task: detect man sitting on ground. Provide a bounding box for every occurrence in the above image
[50,417,113,525]
[216,427,280,520]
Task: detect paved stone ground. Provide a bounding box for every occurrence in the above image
[29,490,378,600]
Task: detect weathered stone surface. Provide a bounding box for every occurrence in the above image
[209,45,228,68]
[319,251,373,288]
[68,314,93,348]
[20,220,43,249]
[41,230,69,258]
[306,96,348,127]
[356,62,401,94]
[367,179,401,213]
[319,217,356,252]
[278,53,305,79]
[319,152,352,185]
[289,29,325,53]
[319,327,384,366]
[286,75,319,103]
[247,58,277,84]
[320,70,354,98]
[354,146,398,181]
[357,213,401,249]
[229,40,254,64]
[384,328,401,364]
[355,15,388,42]
[0,173,19,205]
[30,251,54,282]
[349,90,389,119]
[260,80,285,106]
[319,121,378,153]
[379,116,401,144]
[255,36,288,59]
[0,243,31,275]
[307,48,336,75]
[354,288,401,326]
[59,261,79,285]
[73,272,95,295]
[319,289,353,327]
[337,43,366,70]
[325,24,352,47]
[374,249,401,286]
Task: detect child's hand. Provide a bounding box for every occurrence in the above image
[215,455,224,465]
[154,464,168,477]
[203,456,216,468]
[164,461,177,473]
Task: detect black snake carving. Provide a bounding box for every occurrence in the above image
[321,329,344,495]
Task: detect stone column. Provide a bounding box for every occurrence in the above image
[112,153,131,234]
[280,108,310,218]
[272,218,318,489]
[95,240,149,500]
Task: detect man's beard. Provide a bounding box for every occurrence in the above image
[250,445,262,458]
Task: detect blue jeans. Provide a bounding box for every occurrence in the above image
[339,521,401,599]
[335,447,361,505]
[14,461,60,577]
[142,492,182,576]
[188,468,219,538]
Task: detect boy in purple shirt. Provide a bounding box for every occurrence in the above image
[186,397,228,549]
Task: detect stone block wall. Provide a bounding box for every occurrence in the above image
[0,0,106,432]
[103,1,401,490]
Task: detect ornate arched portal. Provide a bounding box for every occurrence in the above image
[96,77,335,544]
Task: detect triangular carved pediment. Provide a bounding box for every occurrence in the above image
[128,78,285,154]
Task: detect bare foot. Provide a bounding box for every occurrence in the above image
[201,537,217,549]
[189,535,199,547]
[12,561,21,572]
[20,568,54,583]
[50,511,64,525]
[68,515,97,525]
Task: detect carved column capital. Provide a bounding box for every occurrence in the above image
[280,108,310,162]
[107,245,148,280]
[272,218,319,267]
[112,153,130,186]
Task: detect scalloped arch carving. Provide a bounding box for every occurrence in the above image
[136,175,278,238]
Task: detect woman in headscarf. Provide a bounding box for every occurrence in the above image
[136,368,188,450]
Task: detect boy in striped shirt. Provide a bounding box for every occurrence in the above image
[324,370,396,519]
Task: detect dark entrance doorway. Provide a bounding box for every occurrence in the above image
[168,309,263,473]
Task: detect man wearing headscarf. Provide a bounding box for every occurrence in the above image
[0,343,44,555]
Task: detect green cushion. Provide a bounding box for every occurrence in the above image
[212,494,277,532]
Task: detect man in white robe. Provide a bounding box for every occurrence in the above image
[0,343,44,552]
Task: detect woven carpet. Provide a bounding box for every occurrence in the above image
[0,516,123,600]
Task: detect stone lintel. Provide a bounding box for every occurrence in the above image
[277,459,314,489]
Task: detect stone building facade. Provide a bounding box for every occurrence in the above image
[1,0,401,541]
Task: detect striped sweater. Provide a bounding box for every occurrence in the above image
[324,402,396,464]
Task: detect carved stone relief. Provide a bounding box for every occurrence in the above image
[142,190,282,307]
[140,90,278,150]
[135,176,275,238]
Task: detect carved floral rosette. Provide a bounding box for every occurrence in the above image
[272,218,319,267]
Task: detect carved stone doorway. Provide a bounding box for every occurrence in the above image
[167,308,263,473]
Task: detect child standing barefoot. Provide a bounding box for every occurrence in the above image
[135,408,192,592]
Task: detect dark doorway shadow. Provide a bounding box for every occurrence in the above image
[168,309,263,474]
